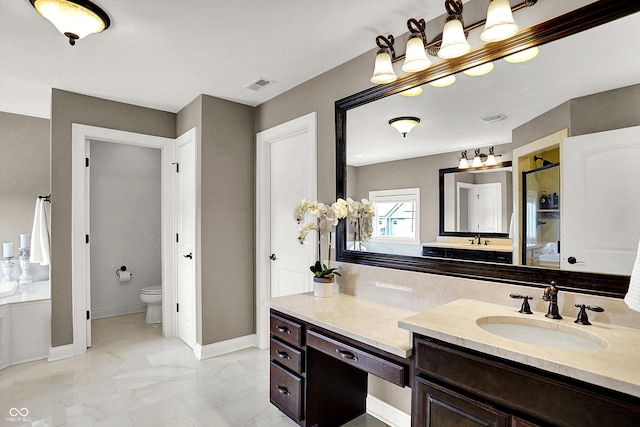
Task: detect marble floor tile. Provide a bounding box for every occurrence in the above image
[1,313,388,426]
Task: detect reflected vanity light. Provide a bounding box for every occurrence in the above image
[481,0,520,42]
[458,146,502,169]
[389,116,420,137]
[400,86,423,96]
[504,46,540,63]
[463,62,495,76]
[429,74,456,87]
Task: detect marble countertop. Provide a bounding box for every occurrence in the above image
[0,280,50,305]
[423,242,513,252]
[399,299,640,398]
[265,292,416,358]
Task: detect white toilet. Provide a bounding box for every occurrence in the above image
[140,286,162,324]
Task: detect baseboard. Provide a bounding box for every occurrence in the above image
[48,344,74,362]
[91,305,145,320]
[194,334,257,360]
[366,395,411,427]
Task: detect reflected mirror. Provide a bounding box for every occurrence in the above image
[337,2,640,295]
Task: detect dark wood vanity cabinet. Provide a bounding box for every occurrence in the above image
[269,309,411,427]
[422,246,513,264]
[412,334,640,427]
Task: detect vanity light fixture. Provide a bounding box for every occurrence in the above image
[438,0,472,59]
[29,0,110,46]
[402,18,431,73]
[370,35,397,84]
[458,147,502,169]
[429,74,456,87]
[504,46,540,63]
[463,62,495,76]
[481,0,520,42]
[389,117,420,138]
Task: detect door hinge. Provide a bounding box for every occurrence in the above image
[86,310,90,320]
[85,157,90,167]
[176,233,179,243]
[176,303,179,312]
[172,162,179,173]
[85,234,90,244]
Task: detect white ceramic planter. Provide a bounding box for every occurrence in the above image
[313,278,334,298]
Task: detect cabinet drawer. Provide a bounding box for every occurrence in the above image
[270,361,304,422]
[270,312,303,347]
[307,329,405,387]
[270,337,304,374]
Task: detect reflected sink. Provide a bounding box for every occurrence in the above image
[0,281,18,298]
[476,316,607,351]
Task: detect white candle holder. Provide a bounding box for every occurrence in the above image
[2,257,15,283]
[19,248,32,286]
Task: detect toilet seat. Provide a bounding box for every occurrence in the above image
[141,286,162,295]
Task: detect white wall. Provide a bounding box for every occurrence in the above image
[89,140,162,319]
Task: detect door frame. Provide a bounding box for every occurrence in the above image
[71,124,176,356]
[256,112,317,349]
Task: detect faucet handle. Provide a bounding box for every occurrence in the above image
[574,304,604,325]
[509,294,533,314]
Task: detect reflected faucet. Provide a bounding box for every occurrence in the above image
[475,234,481,245]
[542,281,562,319]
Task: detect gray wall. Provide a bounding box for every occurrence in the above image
[0,112,50,278]
[89,141,162,319]
[50,89,176,347]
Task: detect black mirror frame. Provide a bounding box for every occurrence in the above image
[335,0,639,298]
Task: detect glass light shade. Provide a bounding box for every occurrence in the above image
[472,154,483,168]
[481,0,519,42]
[32,0,108,40]
[463,62,495,76]
[400,86,423,97]
[438,18,471,59]
[389,117,420,137]
[429,74,456,88]
[371,51,397,84]
[485,154,498,166]
[402,36,431,72]
[458,157,469,169]
[504,46,540,63]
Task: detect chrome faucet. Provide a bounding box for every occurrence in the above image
[542,281,562,319]
[474,234,481,245]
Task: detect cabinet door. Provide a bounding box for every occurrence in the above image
[414,377,509,427]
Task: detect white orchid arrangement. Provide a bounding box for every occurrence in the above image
[295,198,374,277]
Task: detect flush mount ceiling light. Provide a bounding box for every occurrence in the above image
[29,0,110,46]
[370,35,397,84]
[368,0,537,85]
[389,117,420,138]
[463,62,495,76]
[504,46,540,63]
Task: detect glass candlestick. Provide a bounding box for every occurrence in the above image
[19,248,32,286]
[2,257,15,282]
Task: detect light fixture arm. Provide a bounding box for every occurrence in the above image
[375,34,396,59]
[407,18,428,47]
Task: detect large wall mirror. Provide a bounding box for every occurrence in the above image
[336,1,640,297]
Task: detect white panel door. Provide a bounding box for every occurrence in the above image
[561,125,640,275]
[176,130,196,349]
[269,130,315,297]
[472,183,501,233]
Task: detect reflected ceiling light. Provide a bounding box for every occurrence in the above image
[463,62,495,76]
[371,35,398,84]
[389,117,420,138]
[400,86,423,97]
[429,75,456,87]
[29,0,110,46]
[504,46,540,63]
[481,0,520,42]
[402,18,431,73]
[438,0,471,59]
[458,146,503,169]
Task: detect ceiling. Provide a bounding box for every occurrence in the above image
[347,9,640,166]
[0,0,460,119]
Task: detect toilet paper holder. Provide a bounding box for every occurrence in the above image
[116,266,133,278]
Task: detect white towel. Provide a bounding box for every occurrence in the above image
[30,198,51,266]
[624,238,640,312]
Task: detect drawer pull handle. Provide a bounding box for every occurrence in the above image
[336,349,358,362]
[276,385,290,395]
[276,350,291,360]
[276,325,291,334]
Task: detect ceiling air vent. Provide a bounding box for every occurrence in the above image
[480,113,507,123]
[245,77,274,91]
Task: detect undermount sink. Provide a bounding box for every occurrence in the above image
[476,316,607,351]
